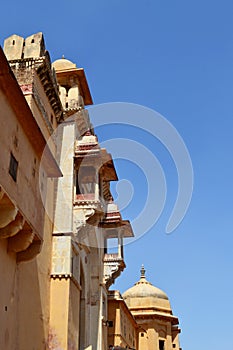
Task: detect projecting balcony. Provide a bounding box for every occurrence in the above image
[103,253,126,289]
[100,201,134,288]
[73,188,103,229]
[100,202,134,237]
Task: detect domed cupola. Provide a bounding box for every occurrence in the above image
[52,56,93,109]
[52,57,77,71]
[123,265,172,314]
[122,266,181,350]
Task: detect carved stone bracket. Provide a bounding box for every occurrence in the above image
[73,208,95,236]
[85,208,95,221]
[0,190,42,262]
[0,194,18,229]
[16,240,42,263]
[0,212,25,239]
[8,223,34,253]
[103,256,126,289]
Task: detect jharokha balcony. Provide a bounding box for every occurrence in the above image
[103,253,126,289]
[101,201,134,289]
[73,190,103,228]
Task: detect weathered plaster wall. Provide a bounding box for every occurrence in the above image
[0,240,17,350]
[0,91,45,238]
[50,279,70,349]
[17,214,54,349]
[0,50,58,350]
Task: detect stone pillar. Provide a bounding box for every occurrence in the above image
[53,122,75,234]
[118,231,123,258]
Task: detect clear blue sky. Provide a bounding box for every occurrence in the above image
[1,1,233,349]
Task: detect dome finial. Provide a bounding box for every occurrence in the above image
[140,264,146,278]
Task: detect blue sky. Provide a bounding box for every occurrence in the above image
[1,1,233,349]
